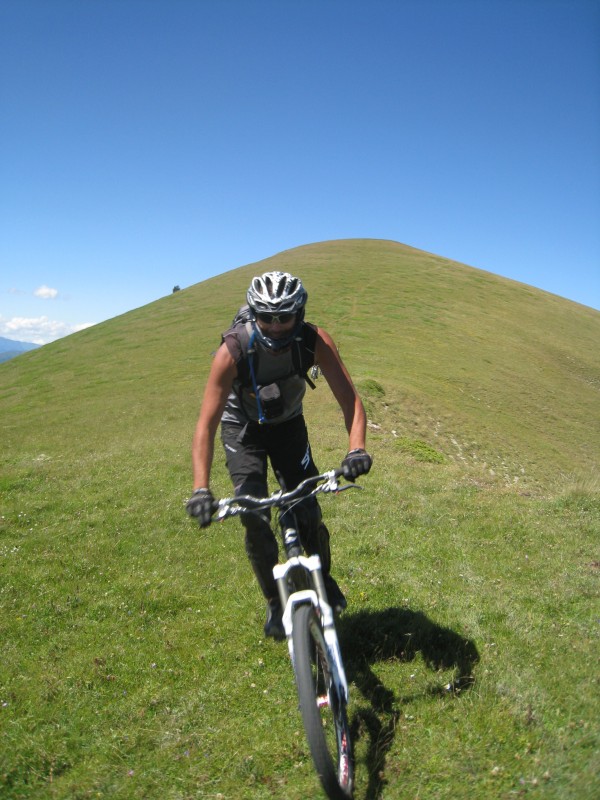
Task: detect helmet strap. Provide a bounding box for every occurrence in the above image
[251,319,302,352]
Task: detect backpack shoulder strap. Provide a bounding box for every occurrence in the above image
[221,320,254,385]
[292,322,318,389]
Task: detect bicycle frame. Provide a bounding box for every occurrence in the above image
[213,469,356,703]
[213,469,359,798]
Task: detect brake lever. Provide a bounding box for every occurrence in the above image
[324,474,363,494]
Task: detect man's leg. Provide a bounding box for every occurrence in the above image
[267,417,346,612]
[220,424,284,638]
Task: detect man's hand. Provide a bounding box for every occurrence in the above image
[186,488,215,528]
[341,449,372,481]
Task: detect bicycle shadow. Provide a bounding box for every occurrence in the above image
[337,607,479,800]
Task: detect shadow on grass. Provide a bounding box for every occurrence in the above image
[337,607,479,800]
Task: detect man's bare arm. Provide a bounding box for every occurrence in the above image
[314,326,367,451]
[191,343,237,489]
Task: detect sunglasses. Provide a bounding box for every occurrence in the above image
[256,312,296,324]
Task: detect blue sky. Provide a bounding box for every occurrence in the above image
[1,0,599,344]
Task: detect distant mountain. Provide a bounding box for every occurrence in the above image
[0,336,40,363]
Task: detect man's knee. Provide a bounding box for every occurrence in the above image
[241,496,278,567]
[295,499,331,574]
[294,497,321,538]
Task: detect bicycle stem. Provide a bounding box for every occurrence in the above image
[282,526,303,559]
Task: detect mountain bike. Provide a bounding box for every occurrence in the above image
[213,469,359,800]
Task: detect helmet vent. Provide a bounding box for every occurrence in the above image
[246,271,307,315]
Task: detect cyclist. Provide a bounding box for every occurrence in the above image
[187,271,372,639]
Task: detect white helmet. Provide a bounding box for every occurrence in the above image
[246,271,307,315]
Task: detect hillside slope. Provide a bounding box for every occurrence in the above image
[1,239,598,800]
[1,238,598,490]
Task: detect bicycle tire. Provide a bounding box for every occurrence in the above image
[292,603,353,799]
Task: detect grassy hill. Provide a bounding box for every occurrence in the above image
[1,239,598,799]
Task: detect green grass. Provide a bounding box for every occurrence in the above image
[1,239,599,798]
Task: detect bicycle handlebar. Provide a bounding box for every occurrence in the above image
[213,468,359,521]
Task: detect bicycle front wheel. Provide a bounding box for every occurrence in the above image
[292,603,353,799]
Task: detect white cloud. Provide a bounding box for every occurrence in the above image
[34,285,59,299]
[0,315,95,345]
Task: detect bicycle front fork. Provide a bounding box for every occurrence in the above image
[272,538,350,704]
[276,526,328,605]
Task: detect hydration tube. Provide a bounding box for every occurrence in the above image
[248,327,266,424]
